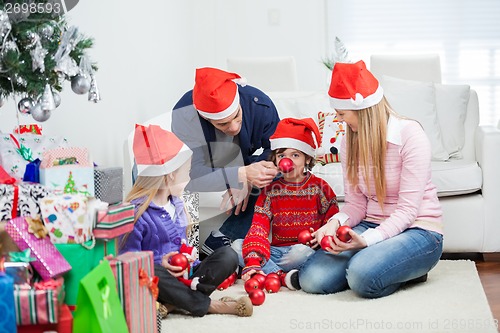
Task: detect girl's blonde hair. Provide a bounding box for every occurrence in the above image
[344,96,397,208]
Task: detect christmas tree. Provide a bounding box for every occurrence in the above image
[0,0,99,123]
[64,170,76,194]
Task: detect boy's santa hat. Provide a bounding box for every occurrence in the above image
[133,124,192,177]
[193,67,247,120]
[270,118,324,157]
[328,60,383,110]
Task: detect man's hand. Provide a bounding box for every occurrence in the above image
[220,184,251,215]
[239,161,279,188]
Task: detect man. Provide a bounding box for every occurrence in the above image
[171,67,280,256]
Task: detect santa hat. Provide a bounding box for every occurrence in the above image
[193,67,247,120]
[328,60,384,110]
[133,124,192,177]
[270,118,324,157]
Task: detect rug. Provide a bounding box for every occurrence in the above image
[161,260,497,333]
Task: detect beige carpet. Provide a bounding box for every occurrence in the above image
[162,260,497,333]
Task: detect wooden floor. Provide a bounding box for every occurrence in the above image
[442,253,500,330]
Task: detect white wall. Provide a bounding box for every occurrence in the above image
[0,0,328,170]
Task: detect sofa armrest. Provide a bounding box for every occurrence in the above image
[476,125,500,198]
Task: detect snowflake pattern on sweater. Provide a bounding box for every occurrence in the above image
[242,173,339,267]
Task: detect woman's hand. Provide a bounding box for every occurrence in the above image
[161,252,187,277]
[312,219,368,254]
[311,218,340,247]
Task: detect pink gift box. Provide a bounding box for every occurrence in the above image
[5,217,71,280]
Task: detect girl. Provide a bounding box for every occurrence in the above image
[231,118,339,289]
[120,124,252,317]
[299,60,443,297]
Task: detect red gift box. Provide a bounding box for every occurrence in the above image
[17,303,73,333]
[109,251,158,333]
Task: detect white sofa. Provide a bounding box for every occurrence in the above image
[124,55,500,253]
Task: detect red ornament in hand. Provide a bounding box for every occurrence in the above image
[264,277,281,293]
[278,158,294,173]
[248,289,266,305]
[336,225,352,243]
[320,235,336,250]
[297,229,313,245]
[169,253,189,270]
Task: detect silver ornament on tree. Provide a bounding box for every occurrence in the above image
[40,84,56,111]
[53,91,61,108]
[88,74,101,103]
[30,103,51,122]
[18,97,34,114]
[39,23,54,40]
[71,74,90,94]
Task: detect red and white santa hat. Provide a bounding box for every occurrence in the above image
[193,67,247,120]
[270,118,324,157]
[328,60,384,110]
[133,124,192,177]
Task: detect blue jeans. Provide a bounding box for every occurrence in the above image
[232,239,315,274]
[298,221,443,298]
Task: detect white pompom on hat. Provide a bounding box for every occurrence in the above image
[133,124,192,177]
[328,60,384,110]
[270,117,325,157]
[193,67,246,120]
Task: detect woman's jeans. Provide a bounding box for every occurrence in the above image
[232,239,315,274]
[298,221,443,298]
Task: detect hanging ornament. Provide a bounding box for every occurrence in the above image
[30,35,48,72]
[24,30,38,49]
[18,97,34,114]
[52,91,61,108]
[39,23,54,40]
[54,26,81,76]
[88,74,100,103]
[40,84,56,111]
[0,96,5,108]
[0,10,12,45]
[30,103,51,122]
[71,74,90,94]
[13,74,27,87]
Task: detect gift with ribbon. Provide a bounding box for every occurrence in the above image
[5,216,71,280]
[13,276,64,325]
[109,251,158,333]
[94,202,135,239]
[40,146,95,196]
[73,260,129,333]
[5,248,35,285]
[14,124,43,135]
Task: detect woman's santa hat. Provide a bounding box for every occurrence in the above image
[133,124,192,177]
[270,118,324,157]
[328,60,384,110]
[193,67,247,120]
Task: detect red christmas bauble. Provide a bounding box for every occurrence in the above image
[297,229,313,245]
[320,235,336,250]
[248,289,266,305]
[169,253,189,270]
[266,272,280,281]
[244,278,261,293]
[252,273,266,289]
[336,225,352,243]
[278,158,294,173]
[264,277,281,293]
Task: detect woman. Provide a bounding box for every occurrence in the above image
[297,60,443,298]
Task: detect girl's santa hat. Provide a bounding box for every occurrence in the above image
[270,118,324,157]
[193,67,247,120]
[328,60,384,110]
[133,124,192,177]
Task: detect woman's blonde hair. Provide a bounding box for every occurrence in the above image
[344,96,397,208]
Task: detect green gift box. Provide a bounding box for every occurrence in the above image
[55,238,117,306]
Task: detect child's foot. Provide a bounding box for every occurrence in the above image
[283,269,301,291]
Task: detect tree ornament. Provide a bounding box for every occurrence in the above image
[320,235,336,250]
[52,91,61,108]
[0,95,5,108]
[71,74,90,94]
[24,30,38,49]
[278,158,294,173]
[336,225,352,243]
[0,10,12,44]
[322,36,352,70]
[297,229,313,245]
[30,35,48,73]
[40,84,56,111]
[30,103,51,122]
[39,24,54,40]
[248,289,265,306]
[169,253,189,270]
[88,74,100,102]
[18,97,34,114]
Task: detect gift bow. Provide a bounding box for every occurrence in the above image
[9,248,36,263]
[26,216,48,239]
[139,268,159,300]
[34,278,63,290]
[9,134,33,162]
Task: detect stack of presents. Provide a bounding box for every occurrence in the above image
[0,125,160,333]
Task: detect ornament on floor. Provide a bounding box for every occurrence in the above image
[30,103,51,122]
[18,97,34,114]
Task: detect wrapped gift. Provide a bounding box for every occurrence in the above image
[5,261,32,285]
[0,181,51,222]
[94,202,134,239]
[0,132,68,180]
[0,258,17,333]
[5,216,71,280]
[40,147,94,196]
[13,277,64,325]
[40,194,92,244]
[109,251,158,333]
[17,304,73,333]
[0,221,20,256]
[14,124,43,135]
[94,166,123,204]
[55,238,117,307]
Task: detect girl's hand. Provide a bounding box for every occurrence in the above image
[322,228,368,255]
[161,252,187,277]
[241,269,258,281]
[311,218,340,245]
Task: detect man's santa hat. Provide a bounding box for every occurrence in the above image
[328,60,383,110]
[193,67,247,120]
[133,124,192,177]
[270,118,324,157]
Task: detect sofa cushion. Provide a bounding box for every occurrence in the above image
[316,111,345,165]
[435,83,470,159]
[381,75,450,161]
[431,160,482,197]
